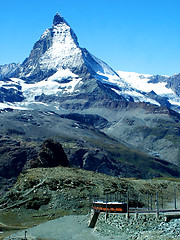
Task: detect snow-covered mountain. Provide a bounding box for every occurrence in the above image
[11,12,118,82]
[0,13,179,114]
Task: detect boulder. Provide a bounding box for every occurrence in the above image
[30,139,69,168]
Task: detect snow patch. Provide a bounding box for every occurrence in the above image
[48,68,77,81]
[117,71,172,95]
[0,102,27,110]
[9,69,81,104]
[116,71,180,108]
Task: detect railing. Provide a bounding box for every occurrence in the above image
[89,187,180,213]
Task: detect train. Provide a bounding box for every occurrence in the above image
[92,201,128,213]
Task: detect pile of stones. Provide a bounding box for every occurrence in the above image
[95,213,180,239]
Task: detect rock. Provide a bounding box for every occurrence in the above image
[60,113,109,129]
[30,139,69,168]
[53,13,67,26]
[0,87,24,103]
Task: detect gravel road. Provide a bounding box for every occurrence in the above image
[5,215,128,240]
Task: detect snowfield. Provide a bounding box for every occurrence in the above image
[0,67,180,112]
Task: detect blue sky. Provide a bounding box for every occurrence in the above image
[1,0,180,75]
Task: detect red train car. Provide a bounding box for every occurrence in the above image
[93,201,127,213]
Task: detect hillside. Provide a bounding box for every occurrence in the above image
[0,109,180,198]
[0,166,180,238]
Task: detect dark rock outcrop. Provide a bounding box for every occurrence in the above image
[30,139,69,168]
[53,13,68,26]
[0,87,24,103]
[60,113,109,129]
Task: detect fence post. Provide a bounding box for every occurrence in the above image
[156,192,159,210]
[150,194,152,210]
[137,195,139,209]
[89,192,92,212]
[174,188,177,210]
[126,191,129,219]
[105,193,108,220]
[25,230,27,240]
[147,192,149,210]
[156,192,159,219]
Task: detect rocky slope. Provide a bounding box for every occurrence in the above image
[1,166,180,212]
[0,166,179,239]
[0,108,180,197]
[0,63,19,80]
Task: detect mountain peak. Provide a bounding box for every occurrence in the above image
[53,13,68,26]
